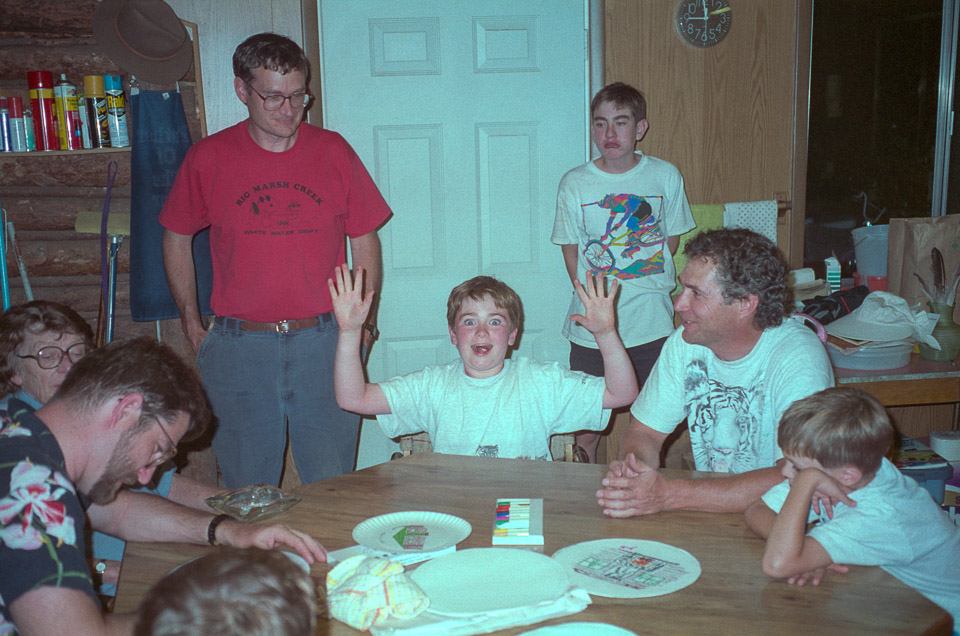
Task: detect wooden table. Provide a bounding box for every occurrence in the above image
[115,454,952,635]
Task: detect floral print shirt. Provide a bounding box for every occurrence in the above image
[0,402,94,633]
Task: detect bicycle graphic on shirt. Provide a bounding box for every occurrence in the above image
[581,194,666,279]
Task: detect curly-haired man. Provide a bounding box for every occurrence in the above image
[597,228,834,516]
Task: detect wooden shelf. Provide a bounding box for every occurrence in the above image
[1,147,130,157]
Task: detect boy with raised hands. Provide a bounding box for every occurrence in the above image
[329,265,638,460]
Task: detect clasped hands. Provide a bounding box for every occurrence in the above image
[596,453,669,517]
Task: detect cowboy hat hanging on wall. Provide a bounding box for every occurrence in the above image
[94,0,194,85]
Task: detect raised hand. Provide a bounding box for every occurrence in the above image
[328,263,374,333]
[570,270,619,336]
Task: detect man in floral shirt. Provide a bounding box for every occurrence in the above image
[0,337,326,635]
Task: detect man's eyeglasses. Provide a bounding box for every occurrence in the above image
[18,342,89,370]
[147,416,178,469]
[245,82,312,111]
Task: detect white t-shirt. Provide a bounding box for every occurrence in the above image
[632,318,834,473]
[762,459,960,624]
[377,357,609,460]
[551,153,695,348]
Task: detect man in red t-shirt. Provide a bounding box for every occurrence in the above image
[160,33,391,488]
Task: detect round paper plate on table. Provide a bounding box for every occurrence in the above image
[410,547,570,615]
[352,511,471,553]
[552,538,700,598]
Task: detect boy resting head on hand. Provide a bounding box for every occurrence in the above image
[745,387,960,626]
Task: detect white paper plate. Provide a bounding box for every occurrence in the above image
[352,511,471,553]
[410,547,570,616]
[552,538,700,599]
[519,623,639,635]
[168,550,310,574]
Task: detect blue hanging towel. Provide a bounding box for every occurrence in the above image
[129,89,214,321]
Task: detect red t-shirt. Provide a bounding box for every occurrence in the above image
[160,121,391,321]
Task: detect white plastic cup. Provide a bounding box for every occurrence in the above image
[852,224,889,277]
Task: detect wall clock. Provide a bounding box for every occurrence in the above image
[675,0,732,48]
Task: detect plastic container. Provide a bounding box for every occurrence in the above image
[853,272,887,291]
[827,340,912,370]
[892,436,953,505]
[852,224,889,277]
[902,463,954,504]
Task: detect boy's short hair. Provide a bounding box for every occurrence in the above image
[134,547,316,636]
[778,387,893,476]
[590,82,646,122]
[683,228,787,330]
[446,276,523,333]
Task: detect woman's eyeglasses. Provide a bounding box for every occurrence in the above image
[18,342,90,370]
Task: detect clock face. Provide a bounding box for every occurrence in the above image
[676,0,732,48]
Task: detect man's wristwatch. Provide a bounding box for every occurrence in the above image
[207,513,231,545]
[362,322,380,340]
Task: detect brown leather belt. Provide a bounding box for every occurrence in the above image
[215,314,331,333]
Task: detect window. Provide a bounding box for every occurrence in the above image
[805,0,958,271]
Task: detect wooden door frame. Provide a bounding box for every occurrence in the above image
[790,0,813,269]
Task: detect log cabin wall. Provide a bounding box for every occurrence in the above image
[0,0,202,340]
[0,0,308,487]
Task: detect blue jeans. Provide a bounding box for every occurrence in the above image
[198,315,360,488]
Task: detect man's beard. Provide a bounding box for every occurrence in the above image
[86,427,140,505]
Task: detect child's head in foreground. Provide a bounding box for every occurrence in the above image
[778,387,893,486]
[446,276,524,379]
[134,547,316,636]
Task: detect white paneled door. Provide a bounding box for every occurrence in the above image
[318,1,590,467]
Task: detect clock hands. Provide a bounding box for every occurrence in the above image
[688,2,728,20]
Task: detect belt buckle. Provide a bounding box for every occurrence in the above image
[275,320,292,333]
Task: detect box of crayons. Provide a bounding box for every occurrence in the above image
[492,498,543,545]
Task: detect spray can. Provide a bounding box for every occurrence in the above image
[23,107,36,151]
[0,99,11,152]
[103,74,130,148]
[83,75,110,149]
[53,74,82,150]
[27,71,59,151]
[7,97,27,152]
[76,90,92,149]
